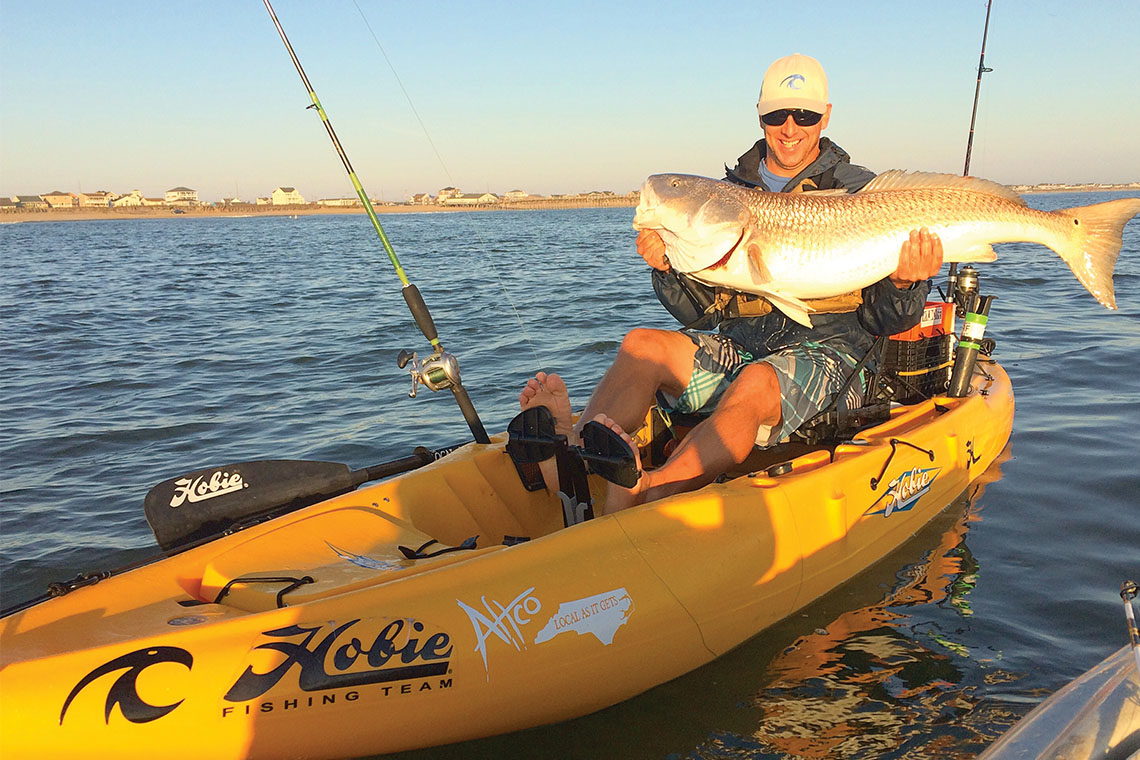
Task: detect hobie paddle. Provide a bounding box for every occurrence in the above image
[144,443,467,553]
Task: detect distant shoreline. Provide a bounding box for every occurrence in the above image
[1012,184,1139,195]
[0,198,637,225]
[3,185,1136,225]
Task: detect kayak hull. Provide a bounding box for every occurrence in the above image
[0,362,1014,759]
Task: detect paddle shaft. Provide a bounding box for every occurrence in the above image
[0,441,472,618]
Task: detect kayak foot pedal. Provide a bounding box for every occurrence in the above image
[579,420,640,489]
[507,406,558,491]
[554,443,594,526]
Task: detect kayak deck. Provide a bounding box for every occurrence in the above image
[0,361,1014,759]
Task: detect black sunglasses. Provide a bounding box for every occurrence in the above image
[760,109,824,127]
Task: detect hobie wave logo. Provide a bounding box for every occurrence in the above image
[780,73,806,90]
[866,467,941,518]
[60,646,193,725]
[169,470,248,508]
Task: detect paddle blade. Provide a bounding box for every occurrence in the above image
[144,460,364,553]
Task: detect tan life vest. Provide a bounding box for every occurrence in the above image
[716,175,864,318]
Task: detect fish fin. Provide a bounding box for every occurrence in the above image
[943,242,998,263]
[755,289,816,328]
[860,170,1027,206]
[1055,198,1140,309]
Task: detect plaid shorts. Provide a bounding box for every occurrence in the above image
[664,332,866,447]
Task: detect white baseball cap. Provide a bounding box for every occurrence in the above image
[756,53,829,115]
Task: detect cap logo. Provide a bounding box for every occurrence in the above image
[780,74,806,90]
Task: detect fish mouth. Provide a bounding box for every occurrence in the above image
[632,174,750,272]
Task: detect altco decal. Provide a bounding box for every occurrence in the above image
[456,587,541,673]
[457,587,633,676]
[865,467,942,518]
[224,618,452,702]
[168,470,247,507]
[60,646,193,725]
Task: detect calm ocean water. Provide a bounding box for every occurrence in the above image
[1,197,1138,758]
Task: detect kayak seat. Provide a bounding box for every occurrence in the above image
[402,445,553,540]
[197,505,501,612]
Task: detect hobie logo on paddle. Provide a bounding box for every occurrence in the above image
[865,467,942,518]
[168,470,248,508]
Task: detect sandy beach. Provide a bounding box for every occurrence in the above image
[0,197,638,225]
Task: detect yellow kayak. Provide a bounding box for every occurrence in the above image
[0,361,1013,760]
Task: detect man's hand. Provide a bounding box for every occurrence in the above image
[890,228,944,288]
[636,229,670,271]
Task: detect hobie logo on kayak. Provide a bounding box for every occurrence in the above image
[168,470,248,508]
[224,618,452,702]
[60,646,193,725]
[457,587,633,677]
[866,467,942,518]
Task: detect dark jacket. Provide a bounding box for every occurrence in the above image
[652,138,929,360]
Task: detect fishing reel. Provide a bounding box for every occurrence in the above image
[397,349,462,398]
[948,264,981,318]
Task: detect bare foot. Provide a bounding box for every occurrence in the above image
[591,414,647,515]
[519,371,574,439]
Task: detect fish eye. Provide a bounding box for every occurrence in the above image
[669,179,681,187]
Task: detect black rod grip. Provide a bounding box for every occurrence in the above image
[451,384,491,444]
[402,284,439,345]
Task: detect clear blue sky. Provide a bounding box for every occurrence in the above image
[2,1,1136,201]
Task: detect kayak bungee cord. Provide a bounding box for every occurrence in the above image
[262,0,490,444]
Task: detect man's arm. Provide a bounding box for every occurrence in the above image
[859,228,944,336]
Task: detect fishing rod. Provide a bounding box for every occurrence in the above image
[1123,580,1140,675]
[262,0,490,444]
[963,0,994,177]
[948,0,995,301]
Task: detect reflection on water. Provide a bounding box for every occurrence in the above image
[676,449,1025,760]
[378,450,1026,760]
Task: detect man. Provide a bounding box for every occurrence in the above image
[519,54,943,511]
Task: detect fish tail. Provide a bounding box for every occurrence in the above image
[1055,198,1140,309]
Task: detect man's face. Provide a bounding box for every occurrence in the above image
[761,104,831,176]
